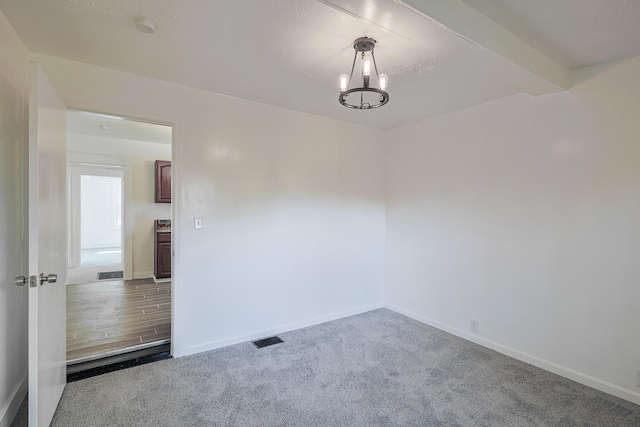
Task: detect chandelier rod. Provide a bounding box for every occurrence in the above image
[347,50,358,90]
[371,50,380,84]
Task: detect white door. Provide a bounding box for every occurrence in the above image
[27,62,67,426]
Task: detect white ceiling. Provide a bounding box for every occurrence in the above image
[1,0,639,131]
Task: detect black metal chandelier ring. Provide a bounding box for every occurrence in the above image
[339,87,389,109]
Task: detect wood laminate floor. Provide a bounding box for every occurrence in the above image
[66,278,171,364]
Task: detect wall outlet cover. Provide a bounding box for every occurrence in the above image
[471,319,480,333]
[194,216,203,229]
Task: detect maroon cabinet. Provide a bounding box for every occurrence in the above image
[155,233,171,279]
[154,220,171,280]
[155,160,171,203]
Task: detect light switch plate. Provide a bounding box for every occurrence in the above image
[194,216,203,229]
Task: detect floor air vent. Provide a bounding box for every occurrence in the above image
[252,336,284,349]
[97,270,124,280]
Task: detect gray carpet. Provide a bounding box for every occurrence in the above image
[12,309,640,426]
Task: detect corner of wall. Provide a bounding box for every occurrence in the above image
[384,302,640,406]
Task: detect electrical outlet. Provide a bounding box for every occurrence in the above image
[471,319,480,333]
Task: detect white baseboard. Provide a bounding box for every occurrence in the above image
[133,271,154,280]
[175,302,384,358]
[385,303,640,406]
[152,275,171,283]
[0,375,27,427]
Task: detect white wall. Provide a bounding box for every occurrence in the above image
[0,11,28,427]
[68,134,171,278]
[385,57,640,404]
[36,53,387,357]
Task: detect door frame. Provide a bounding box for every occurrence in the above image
[68,163,126,271]
[64,106,176,356]
[67,156,133,280]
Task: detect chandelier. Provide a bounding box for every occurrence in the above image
[339,37,389,110]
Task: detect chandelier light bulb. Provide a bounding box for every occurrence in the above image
[362,57,372,77]
[339,74,350,92]
[379,74,388,91]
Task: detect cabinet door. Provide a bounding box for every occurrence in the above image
[155,160,171,203]
[156,237,172,279]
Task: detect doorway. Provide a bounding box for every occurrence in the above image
[68,165,124,285]
[66,109,172,366]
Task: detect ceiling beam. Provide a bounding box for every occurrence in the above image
[400,0,570,95]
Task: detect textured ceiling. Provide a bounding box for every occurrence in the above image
[1,1,638,129]
[461,0,640,69]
